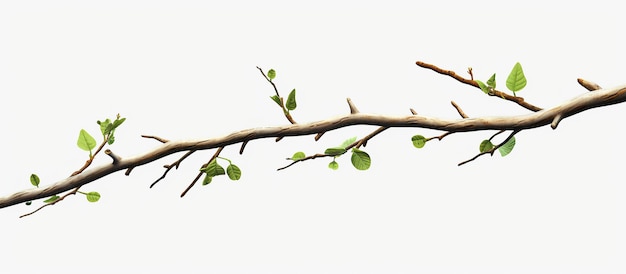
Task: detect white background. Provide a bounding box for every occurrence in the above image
[1,1,624,273]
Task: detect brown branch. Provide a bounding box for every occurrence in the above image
[71,137,110,176]
[257,66,297,124]
[150,150,196,188]
[278,153,333,171]
[2,84,626,209]
[451,101,468,118]
[577,78,601,91]
[105,149,122,164]
[347,98,360,114]
[416,61,544,112]
[239,140,248,154]
[19,187,80,218]
[29,134,116,217]
[142,135,170,143]
[180,147,224,197]
[458,130,520,166]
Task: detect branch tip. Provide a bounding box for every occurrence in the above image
[577,78,601,91]
[105,149,122,164]
[347,98,360,114]
[551,114,563,129]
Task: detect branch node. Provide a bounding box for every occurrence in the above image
[450,101,468,118]
[577,78,602,91]
[239,140,248,154]
[105,149,122,164]
[551,114,563,129]
[347,98,360,114]
[315,132,325,141]
[141,135,170,143]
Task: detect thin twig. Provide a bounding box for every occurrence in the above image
[20,187,80,218]
[416,61,543,112]
[451,101,468,118]
[180,147,223,197]
[278,153,333,171]
[577,78,601,91]
[257,66,297,124]
[458,130,520,166]
[141,135,170,143]
[150,150,196,188]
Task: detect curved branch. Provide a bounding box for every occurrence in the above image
[416,61,543,112]
[2,84,626,209]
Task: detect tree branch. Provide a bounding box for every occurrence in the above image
[416,61,543,112]
[1,84,626,209]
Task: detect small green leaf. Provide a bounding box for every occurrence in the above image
[107,135,115,145]
[86,192,101,202]
[97,119,111,136]
[291,151,306,161]
[103,123,114,136]
[339,136,357,149]
[267,69,276,80]
[77,129,97,153]
[479,140,494,153]
[112,117,126,128]
[270,95,282,107]
[43,195,60,203]
[201,159,225,177]
[506,62,527,94]
[411,135,427,148]
[328,160,339,170]
[25,201,32,206]
[476,80,490,94]
[227,164,242,180]
[286,89,297,111]
[487,73,496,88]
[202,175,213,185]
[351,148,371,170]
[499,136,516,157]
[325,147,347,156]
[30,174,40,187]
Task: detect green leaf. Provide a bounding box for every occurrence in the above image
[487,73,496,88]
[286,89,297,111]
[351,148,371,170]
[499,136,516,157]
[30,174,40,188]
[506,62,527,93]
[267,69,276,80]
[339,136,357,149]
[43,195,60,203]
[77,129,97,152]
[97,119,111,136]
[86,192,101,202]
[202,175,213,185]
[325,147,347,156]
[112,117,126,128]
[270,95,282,107]
[104,123,114,136]
[25,201,32,206]
[291,151,306,161]
[107,135,115,145]
[227,164,242,180]
[328,160,339,170]
[479,140,494,153]
[411,135,427,148]
[476,80,490,94]
[201,159,225,177]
